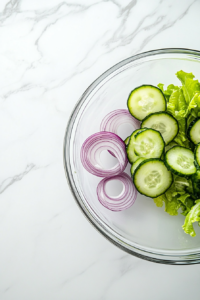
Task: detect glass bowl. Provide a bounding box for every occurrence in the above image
[63,49,200,264]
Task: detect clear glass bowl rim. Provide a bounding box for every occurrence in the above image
[63,48,200,265]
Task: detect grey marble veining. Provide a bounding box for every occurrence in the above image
[1,0,200,299]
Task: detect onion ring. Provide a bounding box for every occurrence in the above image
[100,109,140,135]
[80,132,128,177]
[97,172,137,211]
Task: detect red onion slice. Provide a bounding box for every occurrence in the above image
[100,109,140,135]
[97,172,137,211]
[80,132,128,177]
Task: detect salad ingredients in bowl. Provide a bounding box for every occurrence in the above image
[81,70,200,238]
[64,49,200,264]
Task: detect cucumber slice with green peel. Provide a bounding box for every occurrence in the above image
[127,85,166,121]
[126,128,146,163]
[164,146,196,176]
[133,129,165,159]
[194,143,200,167]
[187,117,200,144]
[133,159,173,197]
[130,157,146,177]
[124,136,130,147]
[141,112,179,144]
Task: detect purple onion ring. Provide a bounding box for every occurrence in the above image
[97,172,137,211]
[100,109,140,135]
[80,132,128,177]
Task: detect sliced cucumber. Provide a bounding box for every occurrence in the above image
[187,117,200,144]
[165,146,196,176]
[141,112,178,144]
[127,85,166,121]
[133,159,173,197]
[133,129,164,159]
[192,170,200,199]
[124,136,130,147]
[130,158,146,177]
[194,143,200,167]
[126,128,146,163]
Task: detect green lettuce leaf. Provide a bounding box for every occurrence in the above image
[157,83,164,92]
[187,110,198,128]
[186,179,194,196]
[153,193,181,216]
[174,176,194,198]
[176,70,200,104]
[167,88,187,116]
[165,141,178,153]
[176,193,194,216]
[175,71,200,129]
[187,92,200,112]
[165,84,179,95]
[176,70,195,85]
[192,170,200,199]
[173,176,191,192]
[182,200,200,237]
[153,194,165,207]
[153,176,194,216]
[165,87,190,147]
[164,195,181,216]
[157,83,179,102]
[155,71,200,237]
[185,92,200,120]
[173,115,189,147]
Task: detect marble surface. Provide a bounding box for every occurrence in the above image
[1,0,200,299]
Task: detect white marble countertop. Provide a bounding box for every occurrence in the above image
[1,0,200,299]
